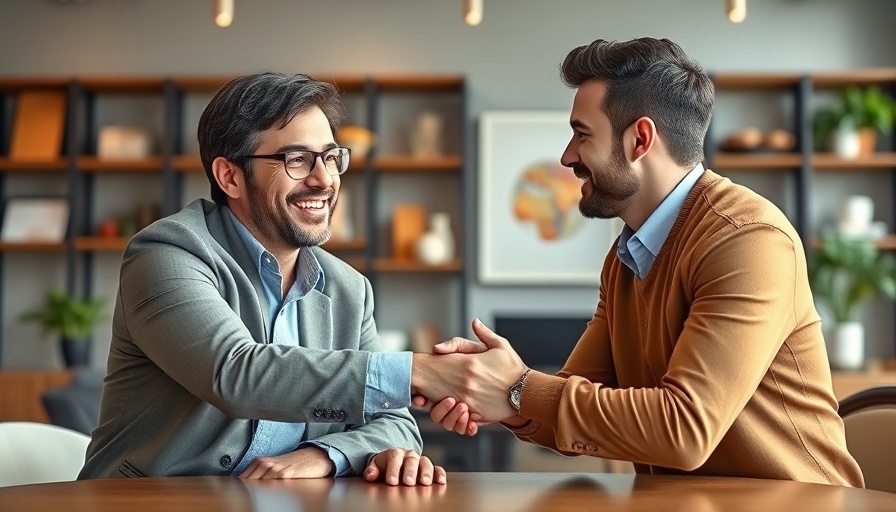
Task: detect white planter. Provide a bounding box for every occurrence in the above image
[831,321,865,371]
[416,212,455,265]
[832,129,861,160]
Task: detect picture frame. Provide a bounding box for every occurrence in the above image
[0,196,70,243]
[478,111,622,285]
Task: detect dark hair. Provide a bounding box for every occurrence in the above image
[197,72,347,205]
[560,38,714,167]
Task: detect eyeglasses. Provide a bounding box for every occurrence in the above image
[238,147,351,180]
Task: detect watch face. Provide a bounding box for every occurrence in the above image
[510,384,522,408]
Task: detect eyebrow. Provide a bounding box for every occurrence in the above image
[570,119,590,133]
[275,142,340,153]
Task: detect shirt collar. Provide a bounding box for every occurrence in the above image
[224,207,324,295]
[635,162,705,258]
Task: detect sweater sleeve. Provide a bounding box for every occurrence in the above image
[507,224,800,470]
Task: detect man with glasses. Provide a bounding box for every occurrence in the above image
[80,73,445,486]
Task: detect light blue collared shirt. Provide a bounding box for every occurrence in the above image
[225,208,411,477]
[617,163,704,279]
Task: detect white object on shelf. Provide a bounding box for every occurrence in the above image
[831,321,865,371]
[97,126,151,160]
[416,212,455,265]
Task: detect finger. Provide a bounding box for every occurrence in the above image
[417,456,435,486]
[467,421,479,436]
[471,317,508,349]
[411,394,431,409]
[434,464,447,484]
[429,397,457,423]
[444,404,470,435]
[364,456,381,482]
[401,453,421,486]
[432,337,487,355]
[384,449,404,486]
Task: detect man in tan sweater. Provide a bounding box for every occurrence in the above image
[411,37,863,487]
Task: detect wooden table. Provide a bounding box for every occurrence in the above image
[1,472,894,512]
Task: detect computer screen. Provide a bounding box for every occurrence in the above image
[493,315,592,373]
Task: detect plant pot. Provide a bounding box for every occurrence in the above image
[830,322,865,371]
[61,338,91,368]
[857,127,877,156]
[831,129,861,160]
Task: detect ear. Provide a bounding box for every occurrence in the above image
[627,117,657,163]
[212,156,243,201]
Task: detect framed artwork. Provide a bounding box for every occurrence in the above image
[0,197,69,243]
[478,111,622,285]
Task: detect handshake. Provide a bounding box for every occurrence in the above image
[408,318,531,434]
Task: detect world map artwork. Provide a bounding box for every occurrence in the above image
[511,160,584,242]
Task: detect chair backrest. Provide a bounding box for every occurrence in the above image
[838,386,896,493]
[0,421,90,487]
[41,367,104,436]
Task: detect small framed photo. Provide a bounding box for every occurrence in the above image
[0,197,70,243]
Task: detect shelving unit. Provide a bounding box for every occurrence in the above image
[0,74,468,366]
[707,70,896,358]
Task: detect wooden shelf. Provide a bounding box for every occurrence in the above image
[77,77,166,93]
[0,78,69,91]
[811,235,896,251]
[74,236,129,252]
[372,258,462,272]
[0,158,68,172]
[812,153,896,169]
[711,152,802,170]
[78,156,164,172]
[374,155,463,172]
[322,238,366,251]
[812,70,896,88]
[712,73,802,89]
[0,242,67,252]
[375,75,464,91]
[172,155,203,173]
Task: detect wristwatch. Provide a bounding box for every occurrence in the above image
[508,368,532,415]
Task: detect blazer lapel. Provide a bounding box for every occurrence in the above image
[298,290,333,349]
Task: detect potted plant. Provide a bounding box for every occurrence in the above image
[809,233,896,370]
[812,85,896,158]
[19,289,106,368]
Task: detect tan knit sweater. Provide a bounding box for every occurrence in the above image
[508,170,863,487]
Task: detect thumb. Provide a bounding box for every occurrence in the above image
[364,455,381,481]
[432,337,487,354]
[471,318,507,349]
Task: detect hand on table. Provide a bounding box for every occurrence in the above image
[238,446,334,480]
[364,448,446,486]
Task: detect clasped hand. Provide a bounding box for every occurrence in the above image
[411,318,528,434]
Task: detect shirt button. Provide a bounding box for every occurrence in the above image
[220,455,232,469]
[382,401,390,408]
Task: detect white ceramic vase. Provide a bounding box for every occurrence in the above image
[416,212,455,265]
[831,321,865,371]
[832,129,861,160]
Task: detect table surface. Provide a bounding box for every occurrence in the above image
[1,473,894,512]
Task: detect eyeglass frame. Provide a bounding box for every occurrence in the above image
[237,146,351,181]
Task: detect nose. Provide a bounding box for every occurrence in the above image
[560,139,578,168]
[303,155,336,189]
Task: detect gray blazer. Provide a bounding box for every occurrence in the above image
[79,199,421,478]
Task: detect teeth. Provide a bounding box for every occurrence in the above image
[295,200,326,209]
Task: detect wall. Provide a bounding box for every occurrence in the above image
[1,0,896,368]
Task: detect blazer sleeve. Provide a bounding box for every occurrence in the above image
[117,222,376,426]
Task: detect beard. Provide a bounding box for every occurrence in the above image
[577,140,638,219]
[246,178,337,248]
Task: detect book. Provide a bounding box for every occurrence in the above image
[9,90,67,162]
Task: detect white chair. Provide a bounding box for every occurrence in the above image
[838,386,896,493]
[0,421,90,487]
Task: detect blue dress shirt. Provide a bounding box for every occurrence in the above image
[617,164,704,278]
[225,209,411,476]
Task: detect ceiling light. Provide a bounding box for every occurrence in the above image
[464,0,483,26]
[727,0,746,23]
[214,0,234,28]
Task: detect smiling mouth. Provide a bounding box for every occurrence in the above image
[293,199,328,210]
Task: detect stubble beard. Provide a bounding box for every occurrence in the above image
[247,179,337,248]
[578,142,638,220]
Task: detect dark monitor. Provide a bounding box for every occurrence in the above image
[493,315,592,373]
